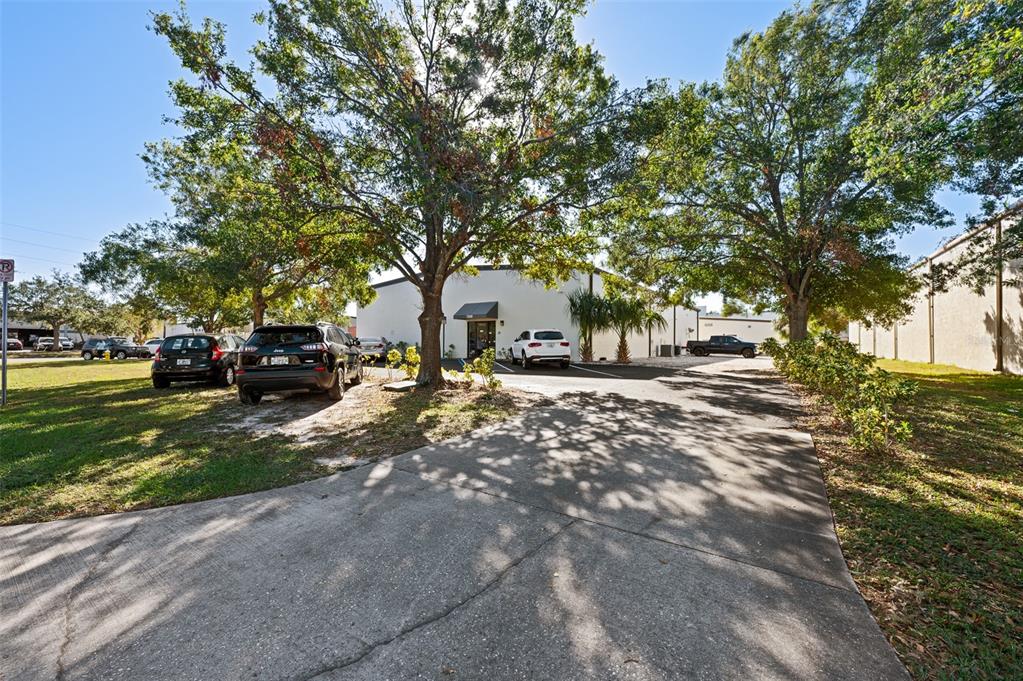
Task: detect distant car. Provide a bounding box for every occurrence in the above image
[358,336,391,362]
[686,335,757,358]
[510,329,571,369]
[80,337,151,360]
[142,338,164,355]
[6,337,23,351]
[151,334,246,388]
[236,323,363,405]
[34,336,73,351]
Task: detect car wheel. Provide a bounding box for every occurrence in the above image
[348,359,363,385]
[741,348,755,359]
[218,365,236,387]
[152,374,170,389]
[522,351,532,369]
[560,360,570,370]
[510,350,519,365]
[115,350,127,360]
[327,366,345,400]
[694,347,708,357]
[239,386,262,405]
[83,351,93,361]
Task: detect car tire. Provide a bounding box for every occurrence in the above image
[115,350,127,360]
[560,360,570,370]
[694,347,708,357]
[218,365,236,387]
[327,366,345,400]
[152,375,170,389]
[522,351,532,369]
[741,348,755,359]
[83,351,93,361]
[239,386,262,405]
[348,359,363,385]
[510,350,519,365]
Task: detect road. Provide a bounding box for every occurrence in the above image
[0,356,907,680]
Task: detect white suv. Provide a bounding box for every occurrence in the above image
[510,329,571,369]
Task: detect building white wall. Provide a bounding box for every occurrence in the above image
[696,316,779,344]
[357,268,709,362]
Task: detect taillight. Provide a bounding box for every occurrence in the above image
[560,342,570,347]
[301,342,328,352]
[527,342,541,348]
[154,347,161,361]
[210,343,224,361]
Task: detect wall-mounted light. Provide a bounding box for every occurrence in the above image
[499,320,504,326]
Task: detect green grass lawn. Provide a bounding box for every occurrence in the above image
[808,359,1022,679]
[0,360,524,525]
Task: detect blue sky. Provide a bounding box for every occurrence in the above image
[1,0,980,284]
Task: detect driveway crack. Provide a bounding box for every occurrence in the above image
[55,520,142,681]
[296,518,576,680]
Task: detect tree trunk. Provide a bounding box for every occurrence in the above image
[416,290,445,385]
[52,326,61,352]
[252,291,267,327]
[580,332,593,363]
[787,297,810,342]
[615,332,630,364]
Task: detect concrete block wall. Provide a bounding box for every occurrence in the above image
[848,217,1022,374]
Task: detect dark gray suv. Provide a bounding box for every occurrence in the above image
[235,323,363,405]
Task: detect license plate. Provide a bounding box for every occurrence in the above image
[176,359,191,366]
[545,342,554,348]
[271,356,289,365]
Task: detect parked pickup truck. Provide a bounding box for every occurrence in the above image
[686,335,757,358]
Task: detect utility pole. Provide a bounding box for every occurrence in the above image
[995,220,1004,373]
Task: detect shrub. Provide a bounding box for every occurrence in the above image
[770,333,916,452]
[402,345,420,381]
[472,348,501,391]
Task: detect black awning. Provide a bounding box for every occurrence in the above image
[453,301,499,320]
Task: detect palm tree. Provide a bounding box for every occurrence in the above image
[566,289,610,362]
[606,296,667,364]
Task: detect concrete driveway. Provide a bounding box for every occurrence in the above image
[0,357,907,680]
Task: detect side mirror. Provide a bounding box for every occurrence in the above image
[354,339,361,346]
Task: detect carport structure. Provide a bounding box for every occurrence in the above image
[1,358,906,680]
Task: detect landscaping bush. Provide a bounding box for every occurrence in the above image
[763,334,916,452]
[402,345,420,381]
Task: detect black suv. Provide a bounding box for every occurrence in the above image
[81,337,150,360]
[236,323,363,405]
[151,334,247,388]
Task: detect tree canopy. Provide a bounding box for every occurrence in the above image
[853,0,1022,290]
[153,0,648,383]
[9,272,101,345]
[607,4,943,339]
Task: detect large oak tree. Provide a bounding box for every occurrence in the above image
[153,0,646,383]
[609,5,943,340]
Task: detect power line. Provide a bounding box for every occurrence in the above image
[0,236,89,254]
[0,252,78,268]
[0,221,101,243]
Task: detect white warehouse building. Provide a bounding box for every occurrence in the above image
[356,266,778,361]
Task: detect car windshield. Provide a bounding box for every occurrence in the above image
[534,331,564,340]
[163,336,211,351]
[360,337,383,343]
[248,328,321,346]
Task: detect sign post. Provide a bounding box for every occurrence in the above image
[0,258,13,407]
